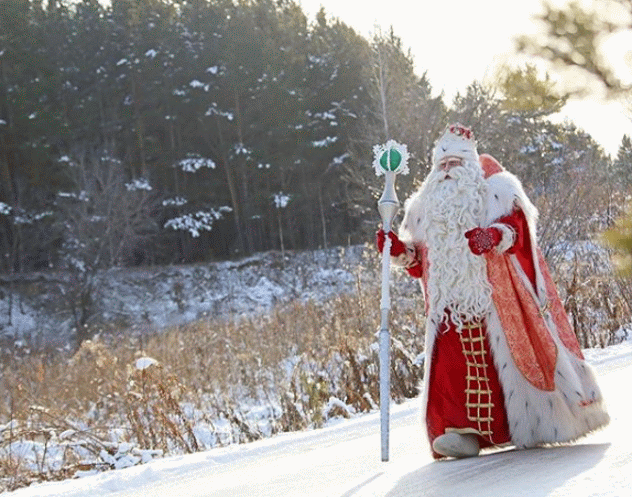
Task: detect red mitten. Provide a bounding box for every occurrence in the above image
[375,229,406,257]
[406,263,423,278]
[465,227,502,255]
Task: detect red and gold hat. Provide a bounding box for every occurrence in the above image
[432,124,479,167]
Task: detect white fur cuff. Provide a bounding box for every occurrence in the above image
[491,223,516,253]
[392,244,417,268]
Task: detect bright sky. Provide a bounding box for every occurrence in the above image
[299,0,632,156]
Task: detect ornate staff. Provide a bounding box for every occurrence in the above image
[372,140,409,462]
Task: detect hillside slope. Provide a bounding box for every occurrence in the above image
[1,246,380,347]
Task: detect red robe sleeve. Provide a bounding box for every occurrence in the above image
[495,208,536,288]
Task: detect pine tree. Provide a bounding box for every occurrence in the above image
[0,0,69,271]
[516,0,632,98]
[614,135,632,186]
[494,63,567,116]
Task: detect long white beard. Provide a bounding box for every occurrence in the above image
[417,162,494,329]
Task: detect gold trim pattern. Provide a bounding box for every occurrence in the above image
[459,322,495,441]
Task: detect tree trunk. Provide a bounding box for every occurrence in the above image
[216,117,246,256]
[318,185,328,249]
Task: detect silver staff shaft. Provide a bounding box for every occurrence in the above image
[378,170,399,462]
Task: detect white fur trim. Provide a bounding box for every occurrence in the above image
[486,306,609,448]
[490,222,515,253]
[391,243,417,268]
[420,319,437,452]
[485,171,537,226]
[432,127,479,167]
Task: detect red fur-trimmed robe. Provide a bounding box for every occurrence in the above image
[398,155,609,458]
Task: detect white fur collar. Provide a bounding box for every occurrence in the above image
[484,171,538,233]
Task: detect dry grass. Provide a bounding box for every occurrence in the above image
[0,252,425,491]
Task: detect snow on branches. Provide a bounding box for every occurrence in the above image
[162,197,188,207]
[273,193,291,209]
[164,207,232,238]
[125,178,153,192]
[173,156,217,173]
[0,201,53,224]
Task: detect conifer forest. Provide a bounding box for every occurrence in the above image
[1,0,631,272]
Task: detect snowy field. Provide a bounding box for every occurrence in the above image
[5,340,631,497]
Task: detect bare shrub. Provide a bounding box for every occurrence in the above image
[55,150,160,345]
[534,165,631,348]
[125,359,199,454]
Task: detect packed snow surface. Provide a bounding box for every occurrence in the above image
[6,341,631,497]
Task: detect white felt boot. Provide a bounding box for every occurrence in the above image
[432,433,480,458]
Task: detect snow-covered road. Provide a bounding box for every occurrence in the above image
[7,341,632,497]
